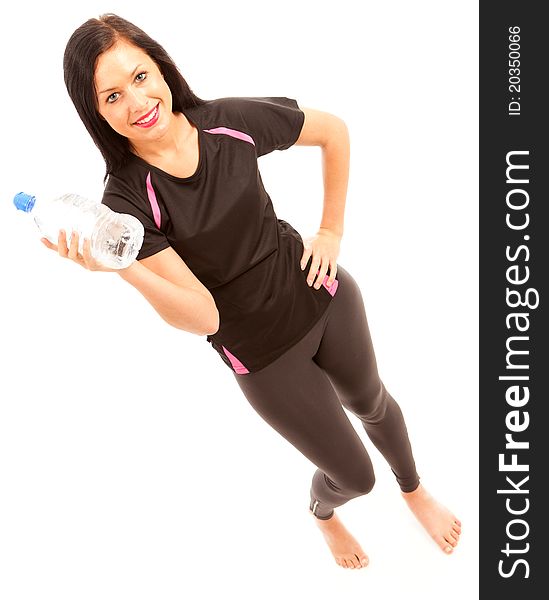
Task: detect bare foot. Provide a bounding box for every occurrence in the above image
[402,483,462,554]
[310,509,369,569]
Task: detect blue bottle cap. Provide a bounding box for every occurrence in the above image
[13,192,36,213]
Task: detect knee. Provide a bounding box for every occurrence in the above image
[345,381,388,423]
[345,467,376,496]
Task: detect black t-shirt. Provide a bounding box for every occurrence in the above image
[102,97,339,374]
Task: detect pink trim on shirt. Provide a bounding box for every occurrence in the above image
[145,171,162,229]
[222,346,250,374]
[203,127,255,146]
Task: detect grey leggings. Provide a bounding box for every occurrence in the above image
[232,265,420,520]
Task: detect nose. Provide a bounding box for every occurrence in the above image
[128,88,149,119]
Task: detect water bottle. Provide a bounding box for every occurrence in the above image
[13,192,144,269]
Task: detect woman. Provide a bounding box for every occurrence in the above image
[44,14,461,569]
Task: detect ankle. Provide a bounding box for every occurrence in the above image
[401,483,427,500]
[311,510,338,529]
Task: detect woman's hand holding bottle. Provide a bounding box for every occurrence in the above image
[14,191,144,269]
[40,229,132,273]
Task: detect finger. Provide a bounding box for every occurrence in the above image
[313,257,330,290]
[68,230,80,261]
[81,237,91,269]
[83,238,113,272]
[40,237,58,252]
[82,237,92,261]
[58,230,69,257]
[300,246,312,270]
[307,255,322,287]
[326,260,338,287]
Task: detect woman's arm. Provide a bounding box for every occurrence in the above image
[295,107,350,288]
[119,247,219,336]
[42,233,218,336]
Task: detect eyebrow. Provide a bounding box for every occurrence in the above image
[98,64,144,95]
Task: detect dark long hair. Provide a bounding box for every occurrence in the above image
[63,14,206,180]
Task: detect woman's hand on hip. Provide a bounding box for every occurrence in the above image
[300,227,341,289]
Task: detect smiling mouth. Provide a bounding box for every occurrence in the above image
[133,103,159,126]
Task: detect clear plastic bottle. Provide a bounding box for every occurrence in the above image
[13,192,144,269]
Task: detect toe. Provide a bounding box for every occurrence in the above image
[449,530,460,544]
[361,556,369,568]
[347,556,356,569]
[436,535,453,554]
[341,559,349,569]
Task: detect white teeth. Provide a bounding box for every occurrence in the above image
[136,105,158,124]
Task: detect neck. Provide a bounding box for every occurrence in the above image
[131,112,194,161]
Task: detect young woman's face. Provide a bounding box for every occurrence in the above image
[94,39,174,147]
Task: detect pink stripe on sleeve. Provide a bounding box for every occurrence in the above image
[203,127,255,146]
[145,171,162,229]
[222,346,250,374]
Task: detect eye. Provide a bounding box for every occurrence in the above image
[135,72,147,82]
[107,92,120,104]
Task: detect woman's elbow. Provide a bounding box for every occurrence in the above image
[201,298,219,336]
[204,309,220,336]
[171,315,218,337]
[169,299,219,337]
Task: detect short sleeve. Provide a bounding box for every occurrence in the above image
[101,174,171,261]
[222,97,305,157]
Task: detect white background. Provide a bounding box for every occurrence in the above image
[0,1,478,598]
